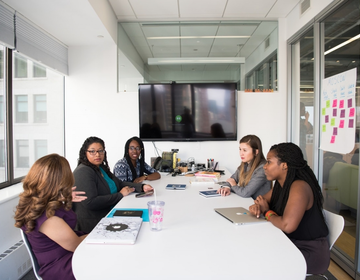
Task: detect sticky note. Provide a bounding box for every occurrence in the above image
[330,135,336,144]
[332,99,337,107]
[349,107,355,117]
[325,115,329,123]
[331,118,336,126]
[348,99,352,108]
[340,109,345,118]
[349,119,354,128]
[339,100,344,108]
[322,108,326,115]
[326,100,330,108]
[339,120,344,128]
[333,127,337,135]
[322,125,326,132]
[333,109,337,117]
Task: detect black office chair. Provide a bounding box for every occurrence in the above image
[20,229,43,280]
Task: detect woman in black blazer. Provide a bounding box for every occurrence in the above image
[72,136,153,233]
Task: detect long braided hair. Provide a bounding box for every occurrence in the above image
[124,136,145,182]
[238,135,266,186]
[77,136,112,177]
[269,142,324,217]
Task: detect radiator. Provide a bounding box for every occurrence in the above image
[0,240,32,280]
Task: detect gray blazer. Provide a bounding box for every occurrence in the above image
[72,163,143,233]
[222,161,271,200]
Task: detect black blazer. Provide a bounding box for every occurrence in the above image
[72,163,143,233]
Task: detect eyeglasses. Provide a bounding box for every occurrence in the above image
[87,149,105,156]
[129,146,142,151]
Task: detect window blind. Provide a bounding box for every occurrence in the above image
[0,2,68,75]
[0,2,15,48]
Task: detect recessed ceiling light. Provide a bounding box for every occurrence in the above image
[97,35,104,38]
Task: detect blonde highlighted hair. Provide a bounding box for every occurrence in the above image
[14,154,74,233]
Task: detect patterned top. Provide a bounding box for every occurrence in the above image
[113,157,157,182]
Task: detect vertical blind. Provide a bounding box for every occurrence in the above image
[0,2,68,75]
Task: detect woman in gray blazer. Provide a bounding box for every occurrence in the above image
[72,136,153,233]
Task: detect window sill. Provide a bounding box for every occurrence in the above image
[0,183,23,204]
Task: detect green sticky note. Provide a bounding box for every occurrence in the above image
[322,108,326,115]
[322,125,326,132]
[326,100,330,108]
[331,118,335,126]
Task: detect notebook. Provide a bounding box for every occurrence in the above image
[214,207,266,225]
[86,216,143,245]
[166,184,186,190]
[199,190,220,198]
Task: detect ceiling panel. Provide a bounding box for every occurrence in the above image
[224,0,277,18]
[129,0,179,18]
[178,0,228,18]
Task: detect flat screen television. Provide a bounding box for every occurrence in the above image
[139,83,237,141]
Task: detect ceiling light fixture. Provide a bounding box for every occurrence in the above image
[148,57,245,65]
[324,34,360,55]
[147,36,250,40]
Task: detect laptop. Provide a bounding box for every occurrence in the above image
[214,207,266,225]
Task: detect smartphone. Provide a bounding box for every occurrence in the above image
[135,190,154,198]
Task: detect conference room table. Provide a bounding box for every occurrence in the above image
[72,170,306,280]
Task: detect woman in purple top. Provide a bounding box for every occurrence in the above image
[15,154,88,280]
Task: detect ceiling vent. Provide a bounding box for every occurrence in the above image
[301,0,311,15]
[265,37,270,49]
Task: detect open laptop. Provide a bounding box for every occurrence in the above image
[214,207,266,225]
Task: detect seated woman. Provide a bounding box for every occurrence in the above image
[217,134,271,199]
[72,136,153,233]
[113,136,161,183]
[14,154,88,280]
[249,142,329,274]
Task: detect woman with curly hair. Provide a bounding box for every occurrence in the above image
[217,134,271,199]
[14,154,87,280]
[113,136,160,183]
[73,136,153,233]
[249,142,329,274]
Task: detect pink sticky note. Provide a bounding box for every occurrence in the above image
[332,99,338,107]
[339,100,344,108]
[330,135,336,144]
[349,107,355,117]
[339,120,344,128]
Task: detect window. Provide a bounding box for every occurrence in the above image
[34,95,47,123]
[16,140,29,168]
[0,48,65,188]
[14,53,28,78]
[15,95,28,123]
[34,140,47,160]
[33,63,46,78]
[0,49,3,79]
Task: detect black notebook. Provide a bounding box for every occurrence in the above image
[113,210,143,218]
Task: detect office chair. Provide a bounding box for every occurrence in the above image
[306,209,345,280]
[20,229,43,280]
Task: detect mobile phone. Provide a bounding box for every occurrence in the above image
[135,190,154,198]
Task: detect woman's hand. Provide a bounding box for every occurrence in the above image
[143,184,153,192]
[226,178,236,187]
[120,186,135,196]
[217,187,230,196]
[249,203,262,218]
[254,195,269,213]
[134,176,146,183]
[72,186,87,202]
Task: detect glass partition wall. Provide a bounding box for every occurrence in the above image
[290,0,360,277]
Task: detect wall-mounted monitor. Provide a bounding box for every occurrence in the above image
[139,83,237,141]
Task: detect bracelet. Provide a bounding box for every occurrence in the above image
[265,210,278,221]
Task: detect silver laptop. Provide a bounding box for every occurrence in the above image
[214,207,266,225]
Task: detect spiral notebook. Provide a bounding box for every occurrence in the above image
[86,216,143,245]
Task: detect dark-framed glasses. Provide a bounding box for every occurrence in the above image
[129,146,142,151]
[87,149,105,156]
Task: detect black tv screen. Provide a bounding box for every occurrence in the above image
[139,83,237,141]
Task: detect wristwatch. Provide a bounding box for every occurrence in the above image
[144,175,148,180]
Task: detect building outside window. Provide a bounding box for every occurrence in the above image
[15,95,28,123]
[14,53,27,78]
[34,139,47,160]
[34,95,47,123]
[33,63,46,78]
[16,140,29,168]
